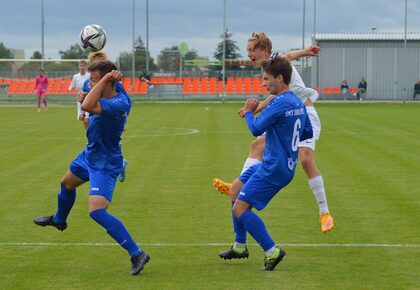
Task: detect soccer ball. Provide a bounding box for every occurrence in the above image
[79,24,107,52]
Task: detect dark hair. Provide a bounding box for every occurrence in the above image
[88,60,118,78]
[261,56,292,85]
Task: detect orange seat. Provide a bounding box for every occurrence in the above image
[243,77,252,94]
[332,87,340,94]
[323,87,332,94]
[217,80,224,94]
[209,77,217,94]
[235,78,243,94]
[349,87,357,94]
[200,78,209,94]
[252,77,261,94]
[183,78,192,95]
[139,82,147,94]
[191,78,200,94]
[226,77,234,94]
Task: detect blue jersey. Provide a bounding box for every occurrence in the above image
[83,80,131,120]
[83,79,90,93]
[244,91,313,186]
[84,91,131,173]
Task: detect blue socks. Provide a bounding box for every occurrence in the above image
[53,183,76,224]
[232,202,246,243]
[90,208,141,257]
[238,210,275,251]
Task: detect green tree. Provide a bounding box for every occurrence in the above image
[157,45,201,73]
[117,36,156,72]
[0,42,14,71]
[213,29,241,61]
[38,43,89,72]
[31,51,42,59]
[157,45,181,72]
[59,43,89,60]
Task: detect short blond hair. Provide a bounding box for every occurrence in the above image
[248,32,272,53]
[88,51,108,64]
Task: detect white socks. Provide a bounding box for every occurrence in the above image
[265,246,276,257]
[308,176,329,214]
[241,157,261,174]
[234,242,246,248]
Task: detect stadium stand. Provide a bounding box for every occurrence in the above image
[1,76,322,98]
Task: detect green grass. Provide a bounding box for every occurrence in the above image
[0,103,419,289]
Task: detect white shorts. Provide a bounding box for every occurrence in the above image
[299,106,321,151]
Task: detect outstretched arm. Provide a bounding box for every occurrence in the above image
[282,46,320,61]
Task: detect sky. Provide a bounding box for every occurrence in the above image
[0,0,419,62]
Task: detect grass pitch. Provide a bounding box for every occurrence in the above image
[0,102,419,289]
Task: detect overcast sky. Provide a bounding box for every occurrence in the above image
[1,0,419,62]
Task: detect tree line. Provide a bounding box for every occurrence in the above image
[0,30,255,74]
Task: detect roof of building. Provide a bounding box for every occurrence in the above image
[314,32,420,41]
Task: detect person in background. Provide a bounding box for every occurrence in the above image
[34,69,49,112]
[139,69,153,89]
[413,80,420,100]
[356,77,367,100]
[69,60,90,121]
[341,80,349,100]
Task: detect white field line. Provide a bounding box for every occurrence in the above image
[0,242,419,248]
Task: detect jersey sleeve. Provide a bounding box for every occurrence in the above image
[69,76,76,91]
[99,95,129,119]
[247,100,285,136]
[300,112,313,141]
[83,79,90,93]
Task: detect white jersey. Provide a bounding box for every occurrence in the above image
[69,72,90,92]
[290,65,319,103]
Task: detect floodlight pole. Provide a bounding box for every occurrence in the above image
[404,0,408,101]
[404,0,408,48]
[41,0,45,69]
[222,0,227,102]
[302,0,306,69]
[132,0,136,92]
[146,0,150,72]
[313,0,319,91]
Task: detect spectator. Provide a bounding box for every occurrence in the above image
[413,80,420,100]
[340,80,349,100]
[34,69,49,112]
[139,70,153,89]
[355,77,367,100]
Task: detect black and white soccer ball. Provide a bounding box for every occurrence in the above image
[79,24,107,52]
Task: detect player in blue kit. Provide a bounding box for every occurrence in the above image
[34,60,149,276]
[80,51,129,182]
[218,56,313,271]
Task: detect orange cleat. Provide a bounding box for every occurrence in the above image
[320,212,334,233]
[212,178,232,195]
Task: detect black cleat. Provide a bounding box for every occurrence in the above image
[219,245,249,260]
[34,215,67,231]
[131,251,150,275]
[263,248,286,271]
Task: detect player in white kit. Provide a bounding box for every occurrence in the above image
[69,60,90,122]
[213,32,334,234]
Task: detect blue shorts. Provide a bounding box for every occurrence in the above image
[238,164,283,211]
[69,152,118,202]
